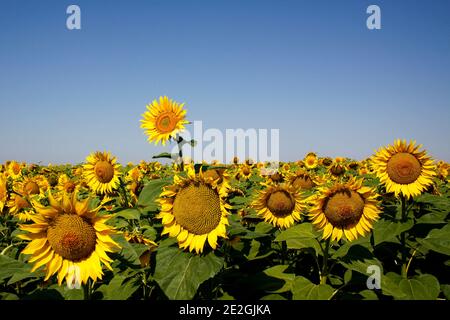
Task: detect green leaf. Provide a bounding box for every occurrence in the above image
[48,285,83,300]
[152,152,176,159]
[398,274,440,300]
[153,247,224,300]
[274,223,321,253]
[359,290,378,300]
[0,292,19,300]
[260,294,287,300]
[381,272,407,299]
[292,276,335,300]
[114,208,141,220]
[97,274,140,300]
[338,245,382,276]
[417,224,450,256]
[0,255,43,285]
[344,269,352,284]
[416,211,448,224]
[441,284,450,300]
[263,265,295,293]
[113,234,143,266]
[137,177,173,210]
[255,222,275,234]
[372,219,414,245]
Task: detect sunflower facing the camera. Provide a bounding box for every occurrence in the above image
[309,178,380,242]
[156,167,231,254]
[372,139,436,198]
[19,192,119,287]
[140,96,189,146]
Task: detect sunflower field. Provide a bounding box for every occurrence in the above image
[0,97,449,301]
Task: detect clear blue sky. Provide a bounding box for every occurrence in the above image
[1,0,449,164]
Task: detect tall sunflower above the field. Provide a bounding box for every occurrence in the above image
[83,151,121,194]
[19,192,119,288]
[252,183,305,229]
[372,140,436,199]
[309,178,380,241]
[156,167,231,254]
[140,96,189,146]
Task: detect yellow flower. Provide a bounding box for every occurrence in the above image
[309,178,381,241]
[7,161,23,180]
[0,174,8,212]
[19,192,119,287]
[140,96,189,146]
[372,139,436,198]
[304,152,318,169]
[83,151,121,194]
[237,164,253,181]
[7,193,31,216]
[286,169,318,190]
[13,176,45,198]
[252,183,305,229]
[56,174,79,195]
[156,168,230,254]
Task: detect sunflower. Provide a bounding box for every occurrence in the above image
[7,193,31,215]
[19,192,119,287]
[202,168,231,190]
[237,164,253,181]
[83,151,121,194]
[304,152,319,170]
[309,178,381,241]
[156,168,231,254]
[0,174,8,212]
[287,170,318,191]
[140,96,189,146]
[56,174,79,195]
[328,157,347,177]
[13,176,45,198]
[7,161,23,180]
[252,183,305,229]
[372,140,436,199]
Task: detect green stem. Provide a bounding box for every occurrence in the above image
[83,279,91,300]
[400,195,408,277]
[176,135,184,172]
[281,241,287,264]
[118,178,130,208]
[320,238,331,285]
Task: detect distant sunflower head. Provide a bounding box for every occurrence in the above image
[19,192,119,287]
[202,168,231,188]
[14,177,44,198]
[304,152,318,169]
[7,161,23,180]
[7,193,31,215]
[140,96,189,146]
[287,170,317,190]
[309,178,381,241]
[328,158,347,177]
[83,151,121,194]
[252,183,305,229]
[56,174,78,195]
[320,157,333,167]
[237,164,253,181]
[156,168,230,254]
[372,140,436,199]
